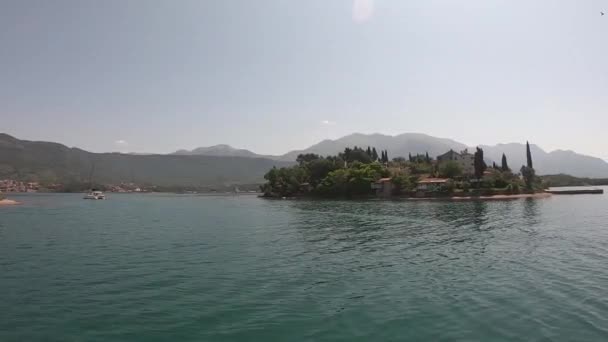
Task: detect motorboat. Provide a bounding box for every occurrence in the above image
[83,190,106,200]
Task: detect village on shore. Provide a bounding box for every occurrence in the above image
[261,142,542,199]
[2,141,602,204]
[0,179,154,194]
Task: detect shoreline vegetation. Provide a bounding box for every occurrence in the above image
[2,140,605,201]
[260,142,549,201]
[265,192,553,201]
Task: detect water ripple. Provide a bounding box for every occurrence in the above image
[2,192,608,341]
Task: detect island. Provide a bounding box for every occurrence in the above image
[260,142,549,200]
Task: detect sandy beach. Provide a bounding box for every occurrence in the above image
[0,199,21,206]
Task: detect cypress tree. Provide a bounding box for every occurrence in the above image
[501,153,509,172]
[425,152,430,163]
[366,146,372,157]
[474,147,487,180]
[526,141,533,169]
[408,153,412,162]
[372,147,378,161]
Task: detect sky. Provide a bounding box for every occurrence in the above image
[1,0,607,157]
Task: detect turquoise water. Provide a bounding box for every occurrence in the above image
[2,192,608,341]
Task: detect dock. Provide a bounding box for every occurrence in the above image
[546,189,604,195]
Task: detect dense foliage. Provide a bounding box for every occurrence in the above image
[501,153,510,172]
[261,148,390,197]
[261,144,540,198]
[438,161,463,178]
[474,147,487,180]
[526,141,534,169]
[520,142,539,190]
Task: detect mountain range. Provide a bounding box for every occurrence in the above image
[173,144,274,159]
[0,133,292,188]
[176,133,608,178]
[2,133,608,189]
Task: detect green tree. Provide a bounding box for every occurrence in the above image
[409,161,433,175]
[425,152,430,163]
[261,166,309,197]
[474,147,487,181]
[521,165,536,190]
[460,181,471,192]
[316,169,349,196]
[316,162,385,197]
[408,153,413,162]
[391,174,411,195]
[501,153,510,172]
[521,142,536,190]
[296,153,321,165]
[526,141,533,169]
[305,158,339,186]
[353,149,372,164]
[339,147,372,164]
[372,147,378,161]
[438,161,463,179]
[366,146,372,157]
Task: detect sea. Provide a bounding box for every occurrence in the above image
[1,191,608,341]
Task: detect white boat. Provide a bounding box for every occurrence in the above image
[84,190,106,200]
[83,162,105,200]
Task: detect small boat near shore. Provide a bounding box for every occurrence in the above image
[84,190,106,200]
[83,162,105,199]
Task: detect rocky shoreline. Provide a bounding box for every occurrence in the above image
[260,192,553,201]
[405,192,552,201]
[0,199,21,206]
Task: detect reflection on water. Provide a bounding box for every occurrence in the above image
[523,198,540,225]
[2,193,608,341]
[432,201,488,230]
[285,198,553,271]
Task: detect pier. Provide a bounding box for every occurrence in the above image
[546,189,604,195]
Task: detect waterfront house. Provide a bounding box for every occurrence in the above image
[372,178,393,197]
[416,178,449,191]
[436,149,475,175]
[0,180,40,192]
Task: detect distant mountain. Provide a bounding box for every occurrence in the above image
[173,144,272,159]
[279,133,468,161]
[0,134,291,187]
[3,132,608,184]
[480,143,608,178]
[278,133,608,177]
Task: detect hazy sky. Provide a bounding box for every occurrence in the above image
[1,0,607,157]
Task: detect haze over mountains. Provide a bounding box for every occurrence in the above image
[173,145,273,159]
[0,133,292,188]
[178,133,608,178]
[2,133,608,189]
